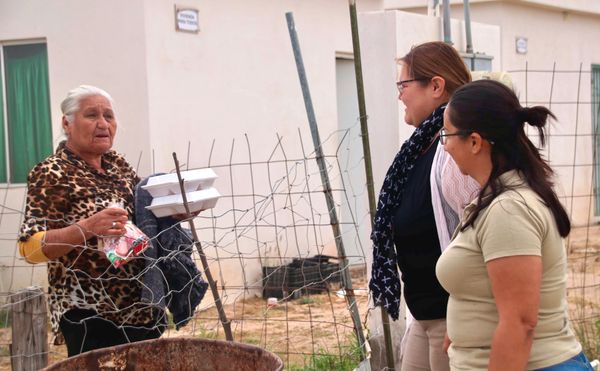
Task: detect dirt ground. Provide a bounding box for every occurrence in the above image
[175,286,370,367]
[1,226,599,370]
[0,271,370,370]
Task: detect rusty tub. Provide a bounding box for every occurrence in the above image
[43,337,283,371]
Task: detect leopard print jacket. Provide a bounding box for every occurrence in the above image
[19,141,158,336]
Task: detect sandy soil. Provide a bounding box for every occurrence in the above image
[0,273,370,370]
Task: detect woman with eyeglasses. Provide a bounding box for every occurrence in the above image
[370,41,479,371]
[436,79,590,370]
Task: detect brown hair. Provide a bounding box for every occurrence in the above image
[399,41,471,95]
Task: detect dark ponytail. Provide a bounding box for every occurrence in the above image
[448,80,570,237]
[519,106,554,146]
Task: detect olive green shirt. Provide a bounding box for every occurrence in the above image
[436,170,581,370]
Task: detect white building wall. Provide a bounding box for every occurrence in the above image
[141,0,383,173]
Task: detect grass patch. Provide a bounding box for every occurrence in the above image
[0,310,10,328]
[166,311,175,330]
[242,336,261,346]
[196,324,219,340]
[289,335,363,371]
[296,296,323,306]
[575,317,600,362]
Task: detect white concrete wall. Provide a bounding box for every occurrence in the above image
[141,0,383,173]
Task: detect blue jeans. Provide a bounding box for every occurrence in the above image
[535,352,594,371]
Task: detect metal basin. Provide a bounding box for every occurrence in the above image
[43,337,283,371]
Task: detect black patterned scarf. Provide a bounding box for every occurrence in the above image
[369,104,446,320]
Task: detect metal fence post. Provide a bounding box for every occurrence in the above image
[348,1,396,369]
[285,11,367,359]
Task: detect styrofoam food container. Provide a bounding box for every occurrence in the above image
[146,187,221,218]
[142,169,218,197]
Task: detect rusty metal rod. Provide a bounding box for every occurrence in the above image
[172,152,233,341]
[348,1,395,368]
[285,11,366,360]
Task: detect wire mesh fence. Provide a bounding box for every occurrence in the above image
[0,64,598,370]
[0,122,373,370]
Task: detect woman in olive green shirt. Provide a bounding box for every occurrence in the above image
[436,80,591,370]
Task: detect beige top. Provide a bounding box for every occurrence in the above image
[436,170,581,370]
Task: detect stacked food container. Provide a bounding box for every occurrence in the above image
[142,168,220,217]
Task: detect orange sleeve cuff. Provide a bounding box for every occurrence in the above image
[18,231,49,264]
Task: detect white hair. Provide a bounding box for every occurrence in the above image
[61,85,115,123]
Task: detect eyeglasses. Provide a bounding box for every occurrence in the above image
[396,78,429,94]
[440,129,496,146]
[439,128,473,145]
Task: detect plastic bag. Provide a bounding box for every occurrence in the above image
[101,221,150,267]
[99,200,150,267]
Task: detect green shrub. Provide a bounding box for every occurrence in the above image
[196,324,218,340]
[296,296,322,305]
[0,309,10,328]
[289,335,363,371]
[574,317,600,362]
[166,311,175,330]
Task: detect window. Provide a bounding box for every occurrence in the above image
[0,42,52,183]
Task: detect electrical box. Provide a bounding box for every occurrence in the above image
[461,53,494,72]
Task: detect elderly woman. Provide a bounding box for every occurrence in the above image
[18,85,163,356]
[437,80,589,370]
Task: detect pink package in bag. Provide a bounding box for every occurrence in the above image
[102,221,150,267]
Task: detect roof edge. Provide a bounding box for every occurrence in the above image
[384,0,600,16]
